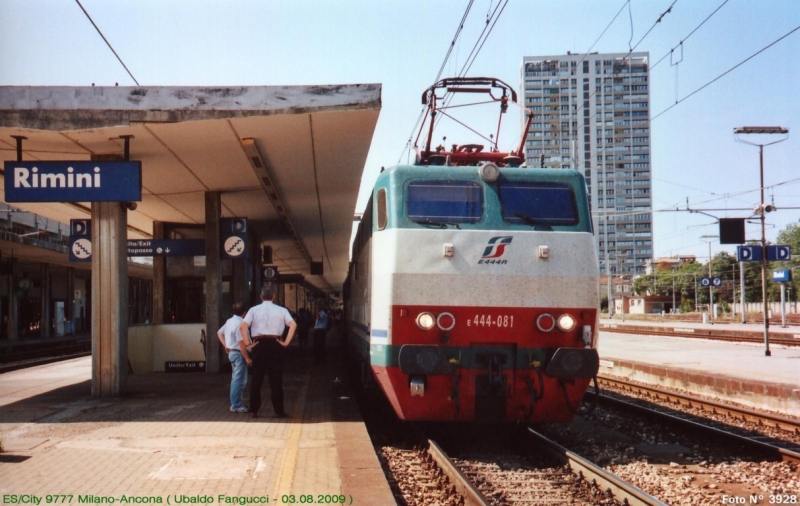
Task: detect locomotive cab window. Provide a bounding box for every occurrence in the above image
[499,182,578,228]
[407,180,482,224]
[377,188,388,230]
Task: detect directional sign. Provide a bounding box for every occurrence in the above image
[127,239,205,257]
[773,270,793,282]
[221,218,248,259]
[263,265,279,282]
[736,245,763,262]
[68,219,92,262]
[4,161,141,202]
[766,245,791,261]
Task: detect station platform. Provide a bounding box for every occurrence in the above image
[0,336,395,505]
[597,319,800,417]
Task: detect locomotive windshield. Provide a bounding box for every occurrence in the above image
[407,180,482,224]
[499,182,579,227]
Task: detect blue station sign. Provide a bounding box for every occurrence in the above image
[766,245,791,261]
[127,239,205,257]
[736,245,763,262]
[772,270,793,282]
[4,161,142,202]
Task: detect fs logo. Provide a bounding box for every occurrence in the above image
[479,236,512,265]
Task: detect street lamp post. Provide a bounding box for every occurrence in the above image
[734,126,789,357]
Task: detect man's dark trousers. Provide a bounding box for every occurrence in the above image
[249,338,284,415]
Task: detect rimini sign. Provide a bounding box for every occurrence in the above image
[4,161,141,202]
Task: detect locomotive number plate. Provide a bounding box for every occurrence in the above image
[468,314,515,328]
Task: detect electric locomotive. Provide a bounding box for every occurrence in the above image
[346,78,599,423]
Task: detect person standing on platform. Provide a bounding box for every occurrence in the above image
[217,302,251,413]
[297,308,312,350]
[239,286,297,419]
[313,305,328,364]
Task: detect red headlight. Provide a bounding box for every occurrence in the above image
[436,312,456,331]
[536,313,555,332]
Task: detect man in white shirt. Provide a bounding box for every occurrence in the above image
[239,286,297,418]
[217,302,250,413]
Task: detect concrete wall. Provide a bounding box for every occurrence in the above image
[128,323,206,373]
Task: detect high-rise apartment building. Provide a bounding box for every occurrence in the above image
[521,52,652,275]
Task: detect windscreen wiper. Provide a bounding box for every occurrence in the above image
[514,212,544,226]
[412,219,461,229]
[514,213,553,230]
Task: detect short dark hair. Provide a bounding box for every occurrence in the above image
[261,285,275,300]
[232,301,245,316]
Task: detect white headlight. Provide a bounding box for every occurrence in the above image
[416,312,435,330]
[557,314,576,332]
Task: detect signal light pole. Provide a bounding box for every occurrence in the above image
[734,126,789,357]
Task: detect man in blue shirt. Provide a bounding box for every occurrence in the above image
[313,306,328,365]
[217,302,250,413]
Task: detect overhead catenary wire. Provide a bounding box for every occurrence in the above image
[651,24,800,121]
[75,0,140,86]
[424,0,510,149]
[398,0,478,164]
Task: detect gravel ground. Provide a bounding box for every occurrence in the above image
[599,380,800,447]
[538,404,799,506]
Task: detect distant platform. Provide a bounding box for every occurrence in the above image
[598,319,800,417]
[0,337,395,504]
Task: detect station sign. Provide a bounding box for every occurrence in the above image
[127,239,205,257]
[4,161,141,202]
[262,265,279,282]
[68,219,92,263]
[772,270,793,282]
[699,276,722,287]
[736,245,762,262]
[766,245,791,261]
[221,218,248,259]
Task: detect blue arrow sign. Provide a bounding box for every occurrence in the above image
[766,245,791,261]
[736,245,763,262]
[127,239,205,257]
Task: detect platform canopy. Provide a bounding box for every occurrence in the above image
[0,84,381,293]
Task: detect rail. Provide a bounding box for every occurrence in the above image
[594,376,800,464]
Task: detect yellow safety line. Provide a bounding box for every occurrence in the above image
[270,369,310,500]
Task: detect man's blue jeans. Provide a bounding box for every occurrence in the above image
[228,349,248,409]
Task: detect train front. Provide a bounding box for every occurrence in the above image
[369,164,599,423]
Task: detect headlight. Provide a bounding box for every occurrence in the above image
[416,312,435,330]
[557,314,576,332]
[536,313,556,332]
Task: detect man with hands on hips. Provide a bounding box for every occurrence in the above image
[239,285,297,419]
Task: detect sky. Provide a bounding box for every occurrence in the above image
[1,0,798,264]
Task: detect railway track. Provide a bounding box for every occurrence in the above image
[427,432,665,506]
[599,323,800,347]
[594,375,800,464]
